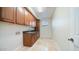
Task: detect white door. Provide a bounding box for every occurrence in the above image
[52,7,78,51]
[72,8,79,51]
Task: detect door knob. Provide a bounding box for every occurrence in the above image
[68,38,74,42]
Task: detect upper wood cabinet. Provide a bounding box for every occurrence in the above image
[0,7,37,27]
[25,12,31,25]
[0,7,16,23]
[30,14,36,27]
[24,8,29,25]
[25,12,36,27]
[16,8,25,25]
[35,20,40,31]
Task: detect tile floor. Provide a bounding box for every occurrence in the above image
[16,38,60,51]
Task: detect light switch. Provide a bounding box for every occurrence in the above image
[16,32,20,35]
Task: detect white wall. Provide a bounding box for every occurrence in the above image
[0,21,31,51]
[52,7,74,50]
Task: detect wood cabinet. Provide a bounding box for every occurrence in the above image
[0,7,36,26]
[0,7,16,23]
[25,11,30,25]
[35,20,40,31]
[16,7,36,26]
[25,12,35,26]
[29,14,36,27]
[36,20,40,38]
[16,8,25,25]
[23,31,37,47]
[23,20,40,47]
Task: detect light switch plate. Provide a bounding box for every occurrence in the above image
[16,32,20,35]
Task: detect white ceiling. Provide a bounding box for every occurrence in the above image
[30,7,56,20]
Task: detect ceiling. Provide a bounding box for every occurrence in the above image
[30,7,56,20]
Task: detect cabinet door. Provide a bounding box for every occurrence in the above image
[35,20,40,31]
[23,33,32,47]
[25,12,33,26]
[0,8,2,18]
[1,7,16,23]
[16,8,25,25]
[24,9,29,25]
[32,34,36,44]
[25,12,36,26]
[30,14,36,27]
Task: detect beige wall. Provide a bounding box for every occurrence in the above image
[0,21,31,50]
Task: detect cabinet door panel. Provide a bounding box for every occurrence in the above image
[23,33,33,47]
[16,8,25,25]
[32,35,36,44]
[25,12,36,27]
[25,12,30,25]
[35,20,40,31]
[1,7,16,23]
[24,9,29,25]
